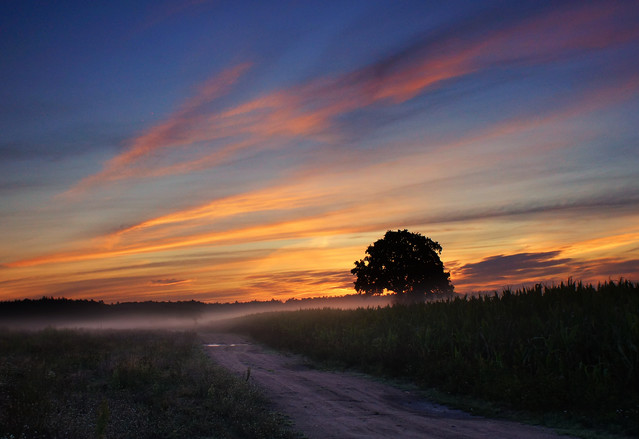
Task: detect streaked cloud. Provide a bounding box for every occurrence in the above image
[1,1,638,302]
[7,154,639,271]
[66,63,253,194]
[243,270,355,298]
[457,251,571,281]
[66,1,638,194]
[150,278,192,286]
[455,251,639,292]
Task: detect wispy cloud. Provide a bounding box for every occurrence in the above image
[4,2,638,304]
[4,205,373,268]
[243,269,354,298]
[579,258,639,279]
[108,180,337,241]
[454,251,639,293]
[65,1,638,195]
[10,157,639,270]
[65,62,253,194]
[149,278,192,286]
[457,251,571,281]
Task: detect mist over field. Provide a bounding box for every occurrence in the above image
[0,294,393,330]
[2,1,638,438]
[1,280,637,438]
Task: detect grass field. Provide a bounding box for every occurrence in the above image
[234,280,639,438]
[0,329,297,439]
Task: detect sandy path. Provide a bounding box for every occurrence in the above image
[201,332,573,439]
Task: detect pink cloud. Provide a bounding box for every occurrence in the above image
[65,2,638,195]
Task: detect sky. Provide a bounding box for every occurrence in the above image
[1,0,638,303]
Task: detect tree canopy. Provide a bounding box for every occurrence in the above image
[351,230,453,301]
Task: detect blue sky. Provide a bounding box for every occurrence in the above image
[1,0,638,302]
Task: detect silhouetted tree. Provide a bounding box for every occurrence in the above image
[351,230,453,302]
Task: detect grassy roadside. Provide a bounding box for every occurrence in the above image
[232,280,639,438]
[0,329,298,439]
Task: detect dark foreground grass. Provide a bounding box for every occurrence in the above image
[234,280,639,438]
[0,329,297,439]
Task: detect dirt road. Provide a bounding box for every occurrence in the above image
[201,332,573,439]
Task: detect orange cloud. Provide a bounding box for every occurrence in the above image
[149,278,192,287]
[115,184,331,236]
[5,202,380,268]
[562,231,639,258]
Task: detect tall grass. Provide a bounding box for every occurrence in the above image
[0,329,297,439]
[235,280,638,436]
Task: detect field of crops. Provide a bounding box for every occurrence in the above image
[236,280,639,437]
[0,329,296,439]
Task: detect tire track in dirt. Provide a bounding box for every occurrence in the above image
[201,332,574,439]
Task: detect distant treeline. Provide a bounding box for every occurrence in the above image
[234,280,639,436]
[0,294,391,328]
[0,297,206,318]
[1,297,213,319]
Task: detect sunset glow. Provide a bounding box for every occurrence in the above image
[1,1,638,302]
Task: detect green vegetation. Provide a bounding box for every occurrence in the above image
[235,280,639,437]
[0,329,297,439]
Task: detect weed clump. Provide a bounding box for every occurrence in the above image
[0,329,296,439]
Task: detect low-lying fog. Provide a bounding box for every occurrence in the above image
[0,295,394,331]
